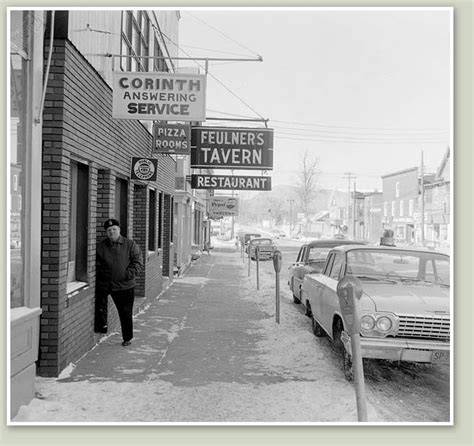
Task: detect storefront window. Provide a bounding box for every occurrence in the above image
[10,11,30,308]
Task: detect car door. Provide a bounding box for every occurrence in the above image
[290,246,306,296]
[318,252,345,337]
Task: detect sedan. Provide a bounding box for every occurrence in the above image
[302,245,450,379]
[247,237,277,261]
[288,239,366,311]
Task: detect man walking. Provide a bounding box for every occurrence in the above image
[95,218,143,346]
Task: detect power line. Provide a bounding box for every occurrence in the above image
[183,11,262,59]
[160,31,266,121]
[271,118,447,133]
[275,135,446,144]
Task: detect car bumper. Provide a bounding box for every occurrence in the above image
[341,331,450,363]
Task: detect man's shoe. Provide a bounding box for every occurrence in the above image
[121,340,131,346]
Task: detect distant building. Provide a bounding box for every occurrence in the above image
[424,148,451,250]
[382,167,421,245]
[362,191,383,244]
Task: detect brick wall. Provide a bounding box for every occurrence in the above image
[38,38,176,377]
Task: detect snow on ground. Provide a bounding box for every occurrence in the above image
[12,238,449,425]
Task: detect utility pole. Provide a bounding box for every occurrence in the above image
[353,181,357,239]
[343,173,356,237]
[287,199,295,236]
[420,151,425,246]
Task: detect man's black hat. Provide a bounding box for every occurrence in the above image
[104,218,120,230]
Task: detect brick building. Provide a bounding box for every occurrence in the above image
[9,9,194,416]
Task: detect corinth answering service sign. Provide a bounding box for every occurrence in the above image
[113,72,206,121]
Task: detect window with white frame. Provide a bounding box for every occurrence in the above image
[153,37,169,72]
[148,189,157,251]
[121,10,151,72]
[399,199,404,217]
[409,199,414,216]
[395,181,400,198]
[68,161,89,284]
[383,201,388,217]
[391,201,396,217]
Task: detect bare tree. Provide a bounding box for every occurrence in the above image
[296,150,319,229]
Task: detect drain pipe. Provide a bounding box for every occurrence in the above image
[35,10,55,124]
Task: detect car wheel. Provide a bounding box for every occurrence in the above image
[342,349,354,381]
[292,280,301,304]
[333,318,345,352]
[304,301,312,318]
[311,316,325,337]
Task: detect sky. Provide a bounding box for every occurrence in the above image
[174,7,452,192]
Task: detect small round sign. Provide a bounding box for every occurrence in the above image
[133,158,156,181]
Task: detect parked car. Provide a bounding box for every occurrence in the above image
[288,239,366,310]
[242,233,262,253]
[301,245,450,379]
[247,237,277,261]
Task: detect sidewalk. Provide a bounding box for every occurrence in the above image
[58,243,282,387]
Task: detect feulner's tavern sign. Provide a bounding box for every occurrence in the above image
[191,127,273,170]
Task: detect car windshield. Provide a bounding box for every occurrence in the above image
[308,247,331,262]
[254,239,271,245]
[346,249,450,286]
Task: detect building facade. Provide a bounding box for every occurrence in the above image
[381,167,420,245]
[424,148,451,250]
[9,9,207,417]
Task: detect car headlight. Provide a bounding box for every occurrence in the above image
[360,313,398,337]
[361,315,376,330]
[376,316,393,332]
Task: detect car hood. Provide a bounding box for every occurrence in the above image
[361,283,450,314]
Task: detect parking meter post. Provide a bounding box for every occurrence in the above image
[273,250,282,324]
[275,270,280,324]
[350,287,368,422]
[247,246,251,276]
[256,246,260,290]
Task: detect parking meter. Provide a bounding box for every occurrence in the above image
[273,250,282,273]
[336,275,363,332]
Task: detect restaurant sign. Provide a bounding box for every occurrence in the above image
[209,196,240,217]
[191,127,273,170]
[153,123,191,154]
[191,174,271,191]
[113,72,206,121]
[130,157,158,181]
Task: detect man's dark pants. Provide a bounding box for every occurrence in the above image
[95,288,135,342]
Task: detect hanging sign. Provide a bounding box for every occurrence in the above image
[191,127,273,170]
[191,174,271,191]
[130,157,158,181]
[209,196,240,217]
[153,123,191,154]
[113,72,206,121]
